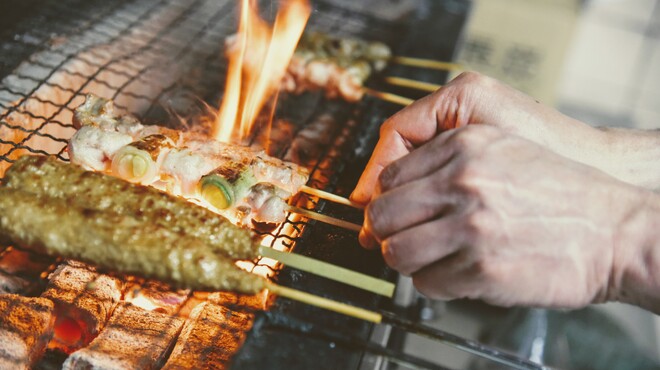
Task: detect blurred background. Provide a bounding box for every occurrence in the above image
[404,0,660,369]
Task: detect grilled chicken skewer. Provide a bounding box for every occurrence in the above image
[69,95,361,227]
[228,32,451,103]
[226,31,391,103]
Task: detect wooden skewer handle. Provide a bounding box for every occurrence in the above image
[259,246,394,297]
[363,88,414,106]
[288,205,362,232]
[267,282,382,323]
[300,185,365,210]
[385,76,442,93]
[391,56,464,72]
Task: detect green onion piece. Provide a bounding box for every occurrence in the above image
[199,175,234,210]
[111,146,156,183]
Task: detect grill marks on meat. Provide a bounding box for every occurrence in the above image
[41,261,123,354]
[63,302,184,370]
[0,294,56,369]
[2,155,259,260]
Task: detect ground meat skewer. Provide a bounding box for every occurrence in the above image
[2,155,259,260]
[0,187,265,294]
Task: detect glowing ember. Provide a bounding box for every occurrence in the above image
[127,294,163,312]
[214,0,311,143]
[53,317,83,346]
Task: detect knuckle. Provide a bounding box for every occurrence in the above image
[455,71,491,89]
[464,210,495,237]
[451,126,482,148]
[378,163,399,191]
[379,119,394,136]
[452,161,481,190]
[471,257,500,283]
[412,275,447,300]
[381,237,405,272]
[365,201,389,240]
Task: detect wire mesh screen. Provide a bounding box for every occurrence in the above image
[0,0,409,279]
[0,1,483,369]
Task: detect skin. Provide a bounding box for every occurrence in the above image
[352,72,660,312]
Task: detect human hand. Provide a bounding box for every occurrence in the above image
[351,72,607,204]
[361,125,646,308]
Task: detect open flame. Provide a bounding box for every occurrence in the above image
[213,0,311,143]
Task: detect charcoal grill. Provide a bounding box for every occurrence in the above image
[0,0,548,369]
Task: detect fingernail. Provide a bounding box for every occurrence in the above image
[358,229,377,249]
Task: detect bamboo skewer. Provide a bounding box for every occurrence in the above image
[266,282,382,323]
[299,185,364,210]
[267,282,545,368]
[385,76,442,93]
[391,56,464,72]
[259,246,394,297]
[363,88,414,106]
[288,205,362,232]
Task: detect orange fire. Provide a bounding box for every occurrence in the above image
[213,0,311,143]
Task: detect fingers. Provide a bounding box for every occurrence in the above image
[411,257,483,301]
[363,171,456,243]
[351,93,442,204]
[377,129,459,195]
[380,216,464,275]
[351,72,497,204]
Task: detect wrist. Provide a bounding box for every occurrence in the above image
[594,128,660,190]
[610,187,660,312]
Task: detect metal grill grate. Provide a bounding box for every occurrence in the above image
[0,1,549,369]
[0,0,407,280]
[0,1,411,368]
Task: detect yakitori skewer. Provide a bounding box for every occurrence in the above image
[289,205,362,232]
[0,186,382,323]
[267,282,382,323]
[259,246,394,297]
[300,185,365,209]
[261,32,457,104]
[363,88,414,106]
[391,55,464,72]
[69,94,365,230]
[385,76,442,93]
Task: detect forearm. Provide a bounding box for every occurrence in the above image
[595,128,660,190]
[611,188,660,313]
[523,113,660,191]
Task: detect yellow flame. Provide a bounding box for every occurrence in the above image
[214,0,311,143]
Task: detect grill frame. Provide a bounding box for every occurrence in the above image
[0,1,528,369]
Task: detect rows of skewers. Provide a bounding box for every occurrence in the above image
[69,94,309,227]
[1,31,462,323]
[229,31,454,105]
